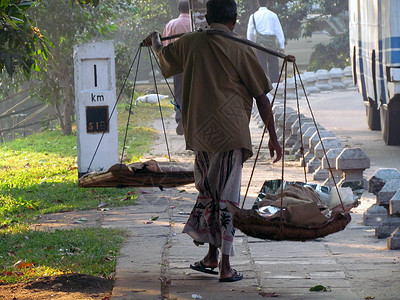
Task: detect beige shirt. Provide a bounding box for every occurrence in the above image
[157,23,272,161]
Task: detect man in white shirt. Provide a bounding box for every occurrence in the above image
[247,0,285,83]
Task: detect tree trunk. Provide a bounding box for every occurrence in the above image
[61,78,73,136]
[52,47,74,136]
[53,90,65,132]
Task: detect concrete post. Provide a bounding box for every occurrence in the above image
[387,227,400,250]
[272,104,284,119]
[299,127,318,166]
[294,74,305,97]
[285,77,297,100]
[368,168,400,195]
[329,68,345,89]
[313,138,344,181]
[293,122,315,158]
[274,82,285,102]
[390,190,400,215]
[363,204,388,226]
[377,180,400,207]
[306,131,336,173]
[277,112,296,143]
[336,148,370,188]
[274,106,294,139]
[315,69,332,91]
[302,71,320,94]
[322,148,345,187]
[314,138,344,161]
[283,113,302,148]
[386,189,400,248]
[291,117,312,136]
[343,66,354,87]
[271,104,283,128]
[289,119,313,155]
[74,40,118,178]
[363,170,400,227]
[376,215,400,239]
[377,185,400,240]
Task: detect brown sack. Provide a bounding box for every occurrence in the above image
[287,201,328,227]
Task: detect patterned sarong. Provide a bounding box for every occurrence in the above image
[182,149,243,256]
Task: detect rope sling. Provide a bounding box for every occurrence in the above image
[79,29,351,241]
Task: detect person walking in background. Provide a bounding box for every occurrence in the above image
[144,0,281,283]
[247,0,285,83]
[163,0,191,135]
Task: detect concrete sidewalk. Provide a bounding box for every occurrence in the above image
[106,90,400,299]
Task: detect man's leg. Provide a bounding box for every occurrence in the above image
[266,53,280,83]
[216,150,243,280]
[201,244,219,268]
[183,150,243,281]
[256,49,268,76]
[220,253,235,278]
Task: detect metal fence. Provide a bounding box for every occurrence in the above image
[0,88,57,142]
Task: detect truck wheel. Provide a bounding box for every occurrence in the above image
[380,95,400,145]
[364,97,381,131]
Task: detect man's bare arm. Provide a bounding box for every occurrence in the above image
[255,93,282,163]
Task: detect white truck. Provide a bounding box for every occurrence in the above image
[349,0,400,145]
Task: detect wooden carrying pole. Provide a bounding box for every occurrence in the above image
[152,30,294,62]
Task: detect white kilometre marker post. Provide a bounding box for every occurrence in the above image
[74,41,118,178]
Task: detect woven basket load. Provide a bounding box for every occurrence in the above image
[78,159,194,188]
[227,201,351,241]
[227,180,357,241]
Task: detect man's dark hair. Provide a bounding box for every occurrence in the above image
[178,0,189,13]
[206,0,237,24]
[258,0,268,6]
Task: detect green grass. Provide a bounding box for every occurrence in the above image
[0,133,135,228]
[0,100,174,284]
[0,227,125,284]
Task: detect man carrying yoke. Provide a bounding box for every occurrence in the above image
[143,0,281,282]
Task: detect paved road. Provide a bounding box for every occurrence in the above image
[108,87,400,300]
[294,88,400,179]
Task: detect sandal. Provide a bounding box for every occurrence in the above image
[219,269,243,282]
[190,261,218,275]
